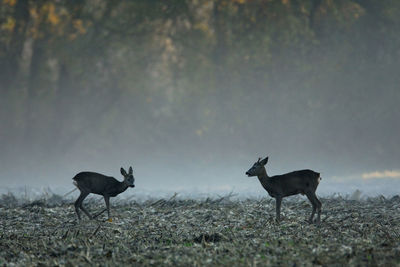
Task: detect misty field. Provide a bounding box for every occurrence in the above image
[0,194,399,266]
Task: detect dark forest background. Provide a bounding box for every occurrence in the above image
[1,0,399,190]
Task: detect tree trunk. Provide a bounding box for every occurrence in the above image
[24,38,46,155]
[0,0,30,91]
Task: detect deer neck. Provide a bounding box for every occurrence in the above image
[257,168,271,189]
[117,180,129,194]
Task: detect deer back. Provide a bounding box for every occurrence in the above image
[73,172,124,196]
[270,169,320,197]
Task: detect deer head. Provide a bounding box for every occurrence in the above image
[121,166,135,187]
[246,157,268,177]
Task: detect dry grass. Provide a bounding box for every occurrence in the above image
[0,193,400,266]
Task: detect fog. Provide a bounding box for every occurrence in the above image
[1,0,399,198]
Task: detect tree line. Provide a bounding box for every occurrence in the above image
[1,0,399,174]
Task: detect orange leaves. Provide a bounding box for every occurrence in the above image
[73,19,86,35]
[69,19,86,41]
[25,2,88,41]
[218,0,247,6]
[45,3,60,26]
[194,22,213,38]
[1,17,15,32]
[1,0,17,32]
[28,7,41,38]
[281,0,289,5]
[341,2,365,21]
[3,0,16,6]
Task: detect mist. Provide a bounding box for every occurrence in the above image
[1,0,399,198]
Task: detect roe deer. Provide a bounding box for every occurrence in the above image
[246,157,322,224]
[73,167,135,221]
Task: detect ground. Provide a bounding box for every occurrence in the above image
[0,194,399,266]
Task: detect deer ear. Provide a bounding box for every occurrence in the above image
[261,157,269,165]
[129,166,133,174]
[121,167,127,176]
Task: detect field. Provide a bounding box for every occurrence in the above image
[0,194,399,266]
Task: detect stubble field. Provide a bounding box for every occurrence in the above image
[0,194,399,266]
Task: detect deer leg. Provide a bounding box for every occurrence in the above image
[75,192,91,220]
[275,197,282,222]
[92,197,109,220]
[306,192,318,223]
[315,195,322,224]
[104,196,111,219]
[74,195,82,220]
[79,192,93,219]
[93,208,107,219]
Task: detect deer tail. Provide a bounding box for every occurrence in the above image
[317,172,321,184]
[63,186,77,197]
